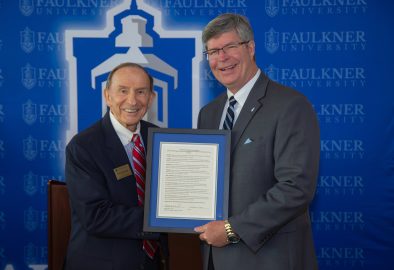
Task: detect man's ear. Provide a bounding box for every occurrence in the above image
[248,40,256,59]
[103,88,111,106]
[148,90,156,108]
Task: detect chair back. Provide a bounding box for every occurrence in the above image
[48,180,71,270]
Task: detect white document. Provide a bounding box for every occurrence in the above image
[157,142,218,219]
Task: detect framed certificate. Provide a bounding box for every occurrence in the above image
[143,128,231,233]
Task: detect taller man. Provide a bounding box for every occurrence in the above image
[195,14,320,270]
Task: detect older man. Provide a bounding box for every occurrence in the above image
[65,63,167,270]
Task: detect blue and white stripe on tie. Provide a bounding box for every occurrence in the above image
[223,96,237,130]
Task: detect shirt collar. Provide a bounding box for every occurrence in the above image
[109,111,141,146]
[227,69,261,106]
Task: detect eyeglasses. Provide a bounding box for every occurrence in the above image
[203,41,250,60]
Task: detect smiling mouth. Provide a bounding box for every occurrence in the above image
[219,64,237,71]
[123,108,138,113]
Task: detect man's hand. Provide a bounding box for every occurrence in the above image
[194,220,228,247]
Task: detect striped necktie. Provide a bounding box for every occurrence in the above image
[223,96,237,130]
[132,134,158,259]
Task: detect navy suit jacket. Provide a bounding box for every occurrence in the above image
[65,112,165,270]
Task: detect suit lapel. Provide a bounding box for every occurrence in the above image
[139,120,150,152]
[231,73,269,152]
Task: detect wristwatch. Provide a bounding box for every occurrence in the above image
[224,220,240,244]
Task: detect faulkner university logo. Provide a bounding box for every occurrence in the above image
[24,171,39,196]
[23,136,37,161]
[24,207,39,232]
[65,0,202,141]
[20,27,35,53]
[22,63,36,90]
[265,0,279,18]
[265,28,279,54]
[23,99,37,125]
[19,0,34,16]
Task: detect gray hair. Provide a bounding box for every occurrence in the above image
[202,13,254,49]
[105,62,153,91]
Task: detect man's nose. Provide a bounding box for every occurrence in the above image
[217,48,229,60]
[126,91,137,105]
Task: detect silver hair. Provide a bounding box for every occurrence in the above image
[202,13,254,49]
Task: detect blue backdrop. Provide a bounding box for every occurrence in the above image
[0,0,393,269]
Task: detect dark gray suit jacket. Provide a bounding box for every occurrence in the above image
[198,72,320,270]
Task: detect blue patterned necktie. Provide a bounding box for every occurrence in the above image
[223,96,237,130]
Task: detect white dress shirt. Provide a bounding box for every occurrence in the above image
[219,69,261,129]
[109,111,144,170]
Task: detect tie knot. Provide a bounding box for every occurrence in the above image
[229,96,237,107]
[132,134,144,150]
[132,134,140,143]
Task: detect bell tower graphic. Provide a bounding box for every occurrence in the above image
[65,0,202,142]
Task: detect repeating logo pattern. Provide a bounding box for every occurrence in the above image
[21,64,36,90]
[1,1,392,270]
[21,63,67,90]
[20,0,34,16]
[265,28,366,54]
[22,99,68,126]
[20,27,65,53]
[20,27,35,53]
[321,139,365,160]
[22,100,37,125]
[24,171,38,196]
[317,175,364,196]
[24,207,46,232]
[23,136,37,161]
[23,171,63,196]
[317,247,365,268]
[24,207,39,232]
[265,0,367,17]
[315,103,366,124]
[265,64,367,89]
[22,135,65,161]
[24,243,47,266]
[311,211,365,231]
[19,0,122,16]
[145,0,248,17]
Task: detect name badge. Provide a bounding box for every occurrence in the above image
[113,164,133,180]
